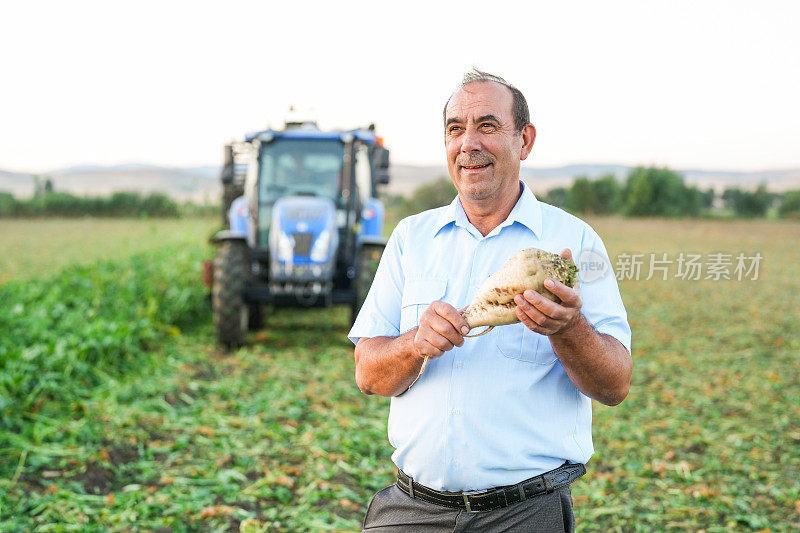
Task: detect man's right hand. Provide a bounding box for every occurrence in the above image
[354,301,469,397]
[413,301,470,359]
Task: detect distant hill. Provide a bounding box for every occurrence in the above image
[2,162,799,201]
[0,169,37,197]
[0,164,220,203]
[387,164,449,196]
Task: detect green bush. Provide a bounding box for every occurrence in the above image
[141,192,180,217]
[623,166,701,217]
[0,192,19,216]
[41,192,90,216]
[542,187,567,208]
[108,191,143,216]
[701,188,716,209]
[592,174,623,214]
[721,187,741,209]
[390,177,457,219]
[734,184,771,217]
[779,190,800,218]
[564,176,595,213]
[0,191,184,218]
[564,174,621,214]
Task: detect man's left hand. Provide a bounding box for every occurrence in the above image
[514,248,583,337]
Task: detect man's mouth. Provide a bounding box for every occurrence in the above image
[461,163,491,170]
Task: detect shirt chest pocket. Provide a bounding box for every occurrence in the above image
[400,278,448,333]
[495,322,558,366]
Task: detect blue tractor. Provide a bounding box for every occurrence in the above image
[209,120,390,348]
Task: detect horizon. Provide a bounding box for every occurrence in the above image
[5,159,800,177]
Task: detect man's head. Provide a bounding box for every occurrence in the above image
[443,69,536,202]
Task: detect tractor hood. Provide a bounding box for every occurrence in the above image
[268,195,339,282]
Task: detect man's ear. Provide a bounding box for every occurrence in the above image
[520,123,536,161]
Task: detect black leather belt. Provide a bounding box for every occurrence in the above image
[396,462,586,513]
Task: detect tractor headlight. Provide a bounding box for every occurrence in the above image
[276,232,294,262]
[310,230,331,262]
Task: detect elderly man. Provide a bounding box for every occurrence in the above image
[349,70,632,532]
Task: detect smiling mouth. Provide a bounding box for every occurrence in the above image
[461,163,491,170]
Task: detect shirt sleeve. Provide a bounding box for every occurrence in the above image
[577,226,632,353]
[348,219,407,345]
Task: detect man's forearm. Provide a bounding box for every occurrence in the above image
[354,330,424,397]
[549,315,632,406]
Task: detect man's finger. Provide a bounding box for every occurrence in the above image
[521,290,566,320]
[515,294,552,327]
[426,313,464,348]
[425,333,454,353]
[413,329,446,358]
[419,301,465,351]
[514,302,550,333]
[417,339,445,358]
[543,278,581,307]
[431,300,470,334]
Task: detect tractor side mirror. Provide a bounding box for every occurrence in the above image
[221,144,234,184]
[374,147,390,169]
[376,171,390,185]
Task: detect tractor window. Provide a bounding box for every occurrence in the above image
[354,144,372,209]
[258,139,344,206]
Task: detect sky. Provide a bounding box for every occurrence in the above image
[1,0,799,173]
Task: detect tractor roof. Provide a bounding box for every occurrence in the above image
[245,123,380,144]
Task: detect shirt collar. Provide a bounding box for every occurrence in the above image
[434,180,543,239]
[433,195,463,234]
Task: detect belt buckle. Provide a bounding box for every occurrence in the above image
[462,489,488,513]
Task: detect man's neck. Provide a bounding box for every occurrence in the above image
[461,181,523,236]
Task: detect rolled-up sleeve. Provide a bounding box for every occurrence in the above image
[578,227,632,353]
[348,219,407,345]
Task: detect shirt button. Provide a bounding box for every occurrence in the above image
[451,409,460,415]
[457,362,463,369]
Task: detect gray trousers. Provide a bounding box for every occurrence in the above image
[362,483,575,532]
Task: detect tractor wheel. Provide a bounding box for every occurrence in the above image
[351,244,383,325]
[212,239,250,350]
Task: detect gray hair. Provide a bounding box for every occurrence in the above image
[443,68,531,134]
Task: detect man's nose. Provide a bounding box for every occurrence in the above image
[460,126,482,152]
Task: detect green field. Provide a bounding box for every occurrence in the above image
[0,218,219,282]
[1,217,798,531]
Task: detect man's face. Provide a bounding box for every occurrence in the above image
[444,81,534,202]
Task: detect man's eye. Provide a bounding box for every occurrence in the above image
[480,123,496,131]
[448,126,462,133]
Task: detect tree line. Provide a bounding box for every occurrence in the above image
[0,183,216,218]
[542,167,799,218]
[385,166,800,220]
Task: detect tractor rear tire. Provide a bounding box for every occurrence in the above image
[351,244,383,325]
[212,239,250,350]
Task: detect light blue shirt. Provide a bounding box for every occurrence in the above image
[349,181,631,492]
